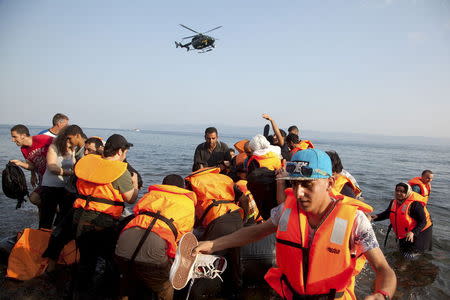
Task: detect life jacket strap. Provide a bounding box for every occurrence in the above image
[139,211,178,240]
[197,199,234,227]
[129,211,161,264]
[77,194,125,207]
[276,238,306,250]
[280,274,344,300]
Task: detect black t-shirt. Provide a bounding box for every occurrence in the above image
[192,141,229,171]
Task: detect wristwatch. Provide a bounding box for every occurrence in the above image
[375,290,390,300]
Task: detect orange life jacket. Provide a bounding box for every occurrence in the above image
[333,174,362,199]
[265,190,357,300]
[7,228,78,281]
[328,188,373,294]
[122,184,197,258]
[235,180,263,223]
[73,154,128,219]
[329,190,373,214]
[290,140,315,155]
[234,139,249,153]
[185,167,243,227]
[246,151,282,171]
[389,192,432,239]
[408,177,431,200]
[234,152,248,167]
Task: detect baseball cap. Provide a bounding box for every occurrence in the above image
[279,149,332,180]
[104,134,133,152]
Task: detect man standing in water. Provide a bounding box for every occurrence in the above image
[193,149,396,300]
[408,170,433,202]
[192,127,229,171]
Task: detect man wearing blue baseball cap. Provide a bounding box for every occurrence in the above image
[193,149,396,300]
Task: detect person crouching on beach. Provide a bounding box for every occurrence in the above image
[372,182,433,259]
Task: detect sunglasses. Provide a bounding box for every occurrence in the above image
[285,161,330,178]
[285,162,314,177]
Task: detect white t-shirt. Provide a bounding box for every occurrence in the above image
[269,200,379,256]
[37,129,57,138]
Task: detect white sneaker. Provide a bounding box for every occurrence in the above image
[169,232,228,290]
[170,232,198,290]
[192,253,227,281]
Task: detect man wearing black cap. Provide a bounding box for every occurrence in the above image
[72,134,139,295]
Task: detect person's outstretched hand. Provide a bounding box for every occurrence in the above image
[192,241,214,256]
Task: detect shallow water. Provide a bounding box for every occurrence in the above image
[0,125,449,299]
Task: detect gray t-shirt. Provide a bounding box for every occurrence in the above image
[270,200,379,256]
[41,147,75,188]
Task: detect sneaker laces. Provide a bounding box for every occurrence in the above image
[192,254,226,281]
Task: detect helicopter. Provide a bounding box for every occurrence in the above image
[175,24,222,53]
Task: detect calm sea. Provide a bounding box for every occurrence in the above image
[0,125,449,299]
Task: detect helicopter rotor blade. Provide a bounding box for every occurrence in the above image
[182,35,197,40]
[179,24,199,34]
[203,26,222,34]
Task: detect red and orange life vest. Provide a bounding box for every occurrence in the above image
[290,140,315,155]
[122,184,197,258]
[74,154,128,219]
[408,177,431,200]
[265,190,357,299]
[333,174,362,199]
[389,192,432,239]
[246,151,282,171]
[185,167,243,227]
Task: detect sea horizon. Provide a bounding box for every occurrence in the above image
[2,123,450,147]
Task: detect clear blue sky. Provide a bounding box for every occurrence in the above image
[1,0,449,138]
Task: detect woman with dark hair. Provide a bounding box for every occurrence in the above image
[372,182,433,258]
[39,126,76,229]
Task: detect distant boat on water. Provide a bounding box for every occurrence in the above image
[133,128,140,132]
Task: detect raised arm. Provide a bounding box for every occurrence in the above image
[262,114,284,146]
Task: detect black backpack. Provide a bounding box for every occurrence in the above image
[2,162,29,209]
[127,163,143,190]
[246,167,277,220]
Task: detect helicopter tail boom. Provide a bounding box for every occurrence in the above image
[175,41,190,51]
